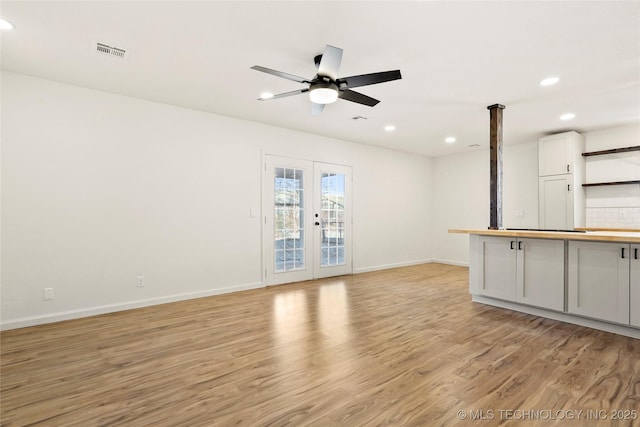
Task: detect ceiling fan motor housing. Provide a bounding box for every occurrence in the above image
[311,78,338,91]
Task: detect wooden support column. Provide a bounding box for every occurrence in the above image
[488,104,505,230]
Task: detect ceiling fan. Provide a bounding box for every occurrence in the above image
[251,45,402,115]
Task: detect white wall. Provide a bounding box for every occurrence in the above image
[431,141,540,265]
[583,124,640,228]
[431,149,488,265]
[1,71,433,329]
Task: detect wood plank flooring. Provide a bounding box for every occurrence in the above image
[1,263,639,426]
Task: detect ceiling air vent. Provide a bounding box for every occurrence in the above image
[96,42,126,59]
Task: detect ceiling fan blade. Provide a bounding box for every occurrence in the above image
[339,70,402,89]
[250,65,310,84]
[259,88,309,100]
[338,89,380,107]
[311,102,325,115]
[318,45,343,80]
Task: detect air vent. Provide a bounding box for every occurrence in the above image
[96,42,126,59]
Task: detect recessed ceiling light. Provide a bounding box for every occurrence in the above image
[384,125,396,132]
[445,136,456,143]
[0,18,14,30]
[259,92,274,100]
[560,113,575,120]
[540,76,559,86]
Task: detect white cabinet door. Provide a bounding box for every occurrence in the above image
[539,133,572,176]
[631,244,640,328]
[476,236,517,301]
[568,241,630,324]
[516,238,565,311]
[539,175,573,229]
[538,131,584,177]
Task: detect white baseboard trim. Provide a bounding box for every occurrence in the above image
[354,259,434,274]
[430,259,469,267]
[472,295,640,339]
[1,281,264,331]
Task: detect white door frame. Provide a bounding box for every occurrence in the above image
[263,154,352,286]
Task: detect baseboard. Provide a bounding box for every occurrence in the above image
[430,258,469,267]
[472,295,640,339]
[1,281,264,331]
[354,259,434,274]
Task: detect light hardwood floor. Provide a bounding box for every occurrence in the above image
[1,263,639,426]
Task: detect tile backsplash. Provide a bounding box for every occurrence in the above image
[586,207,640,229]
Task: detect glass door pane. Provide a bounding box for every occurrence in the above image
[320,173,345,267]
[274,167,305,272]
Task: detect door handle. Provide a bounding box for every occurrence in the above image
[635,248,638,260]
[621,247,626,259]
[518,241,523,250]
[315,222,320,226]
[567,164,570,173]
[510,241,515,250]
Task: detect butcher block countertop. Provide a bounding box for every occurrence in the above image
[449,228,640,243]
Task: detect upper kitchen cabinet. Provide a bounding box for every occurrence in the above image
[538,131,585,177]
[538,131,586,229]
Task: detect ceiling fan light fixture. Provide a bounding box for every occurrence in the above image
[309,82,338,104]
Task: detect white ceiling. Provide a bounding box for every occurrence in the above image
[1,1,639,157]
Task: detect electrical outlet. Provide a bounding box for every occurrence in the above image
[137,276,145,287]
[43,288,54,300]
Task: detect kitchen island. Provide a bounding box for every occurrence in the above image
[450,228,640,338]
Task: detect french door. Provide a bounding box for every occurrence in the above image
[264,155,352,285]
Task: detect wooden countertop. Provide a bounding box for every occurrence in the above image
[448,228,640,243]
[576,227,640,232]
